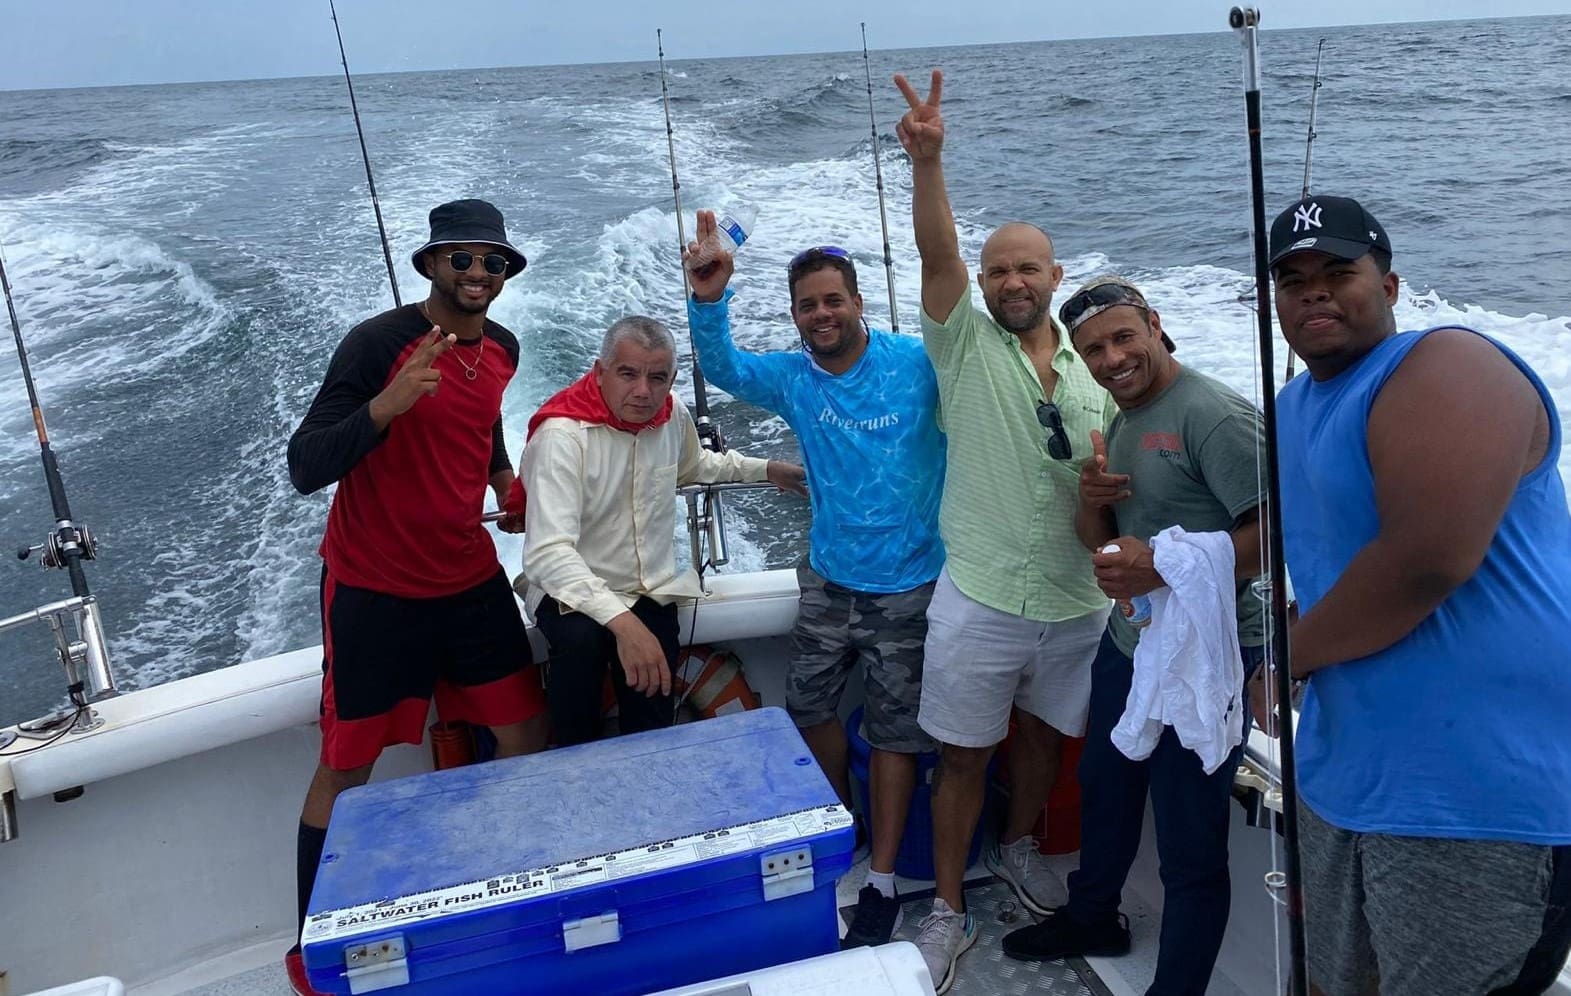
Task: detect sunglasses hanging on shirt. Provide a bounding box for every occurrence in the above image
[1036,401,1073,460]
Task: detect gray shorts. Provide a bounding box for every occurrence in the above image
[785,562,935,754]
[1300,800,1567,996]
[918,567,1107,748]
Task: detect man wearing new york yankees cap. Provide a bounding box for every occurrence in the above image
[1256,193,1571,996]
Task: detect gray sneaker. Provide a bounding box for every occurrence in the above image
[915,898,978,995]
[986,835,1067,917]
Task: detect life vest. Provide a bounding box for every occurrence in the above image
[673,645,760,720]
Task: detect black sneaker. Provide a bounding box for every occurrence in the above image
[841,884,904,949]
[1001,906,1131,961]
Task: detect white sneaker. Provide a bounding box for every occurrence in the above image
[986,835,1067,917]
[915,898,977,994]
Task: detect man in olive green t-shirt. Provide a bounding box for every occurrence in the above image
[894,69,1114,994]
[1001,275,1265,994]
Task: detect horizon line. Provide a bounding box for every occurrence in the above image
[0,11,1558,95]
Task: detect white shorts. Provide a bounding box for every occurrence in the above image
[918,567,1108,748]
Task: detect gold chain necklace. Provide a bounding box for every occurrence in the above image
[419,303,484,380]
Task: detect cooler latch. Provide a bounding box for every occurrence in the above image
[563,910,622,952]
[760,847,814,901]
[343,935,409,994]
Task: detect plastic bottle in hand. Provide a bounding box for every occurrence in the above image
[687,204,757,273]
[1099,543,1153,629]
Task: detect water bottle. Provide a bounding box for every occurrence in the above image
[1126,594,1153,629]
[687,204,757,271]
[1099,543,1153,629]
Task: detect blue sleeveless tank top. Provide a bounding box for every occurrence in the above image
[1278,327,1571,843]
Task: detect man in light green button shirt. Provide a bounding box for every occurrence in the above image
[894,69,1114,993]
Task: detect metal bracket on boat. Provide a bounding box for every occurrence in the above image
[0,594,117,711]
[343,936,409,994]
[1233,762,1285,832]
[1,788,17,843]
[759,846,814,902]
[562,910,621,953]
[679,482,781,590]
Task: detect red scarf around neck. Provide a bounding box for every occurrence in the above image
[502,370,675,518]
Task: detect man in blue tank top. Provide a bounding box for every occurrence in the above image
[1263,194,1571,996]
[685,210,947,950]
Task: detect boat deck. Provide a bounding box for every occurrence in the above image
[159,848,1250,996]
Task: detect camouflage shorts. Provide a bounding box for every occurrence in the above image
[787,561,936,754]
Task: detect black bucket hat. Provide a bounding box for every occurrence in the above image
[410,199,527,279]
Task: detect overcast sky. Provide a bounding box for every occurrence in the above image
[0,0,1562,91]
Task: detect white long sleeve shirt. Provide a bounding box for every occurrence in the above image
[1111,526,1246,775]
[519,403,771,626]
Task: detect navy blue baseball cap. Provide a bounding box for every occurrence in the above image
[1269,195,1392,268]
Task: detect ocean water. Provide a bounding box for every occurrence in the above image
[1,17,1568,725]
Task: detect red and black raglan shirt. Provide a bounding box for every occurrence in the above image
[288,305,519,599]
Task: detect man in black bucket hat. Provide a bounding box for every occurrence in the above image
[282,198,545,995]
[410,197,528,280]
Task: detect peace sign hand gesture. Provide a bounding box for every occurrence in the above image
[370,326,456,429]
[894,69,946,162]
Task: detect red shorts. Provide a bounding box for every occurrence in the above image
[318,567,545,771]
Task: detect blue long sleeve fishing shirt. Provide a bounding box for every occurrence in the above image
[687,290,945,593]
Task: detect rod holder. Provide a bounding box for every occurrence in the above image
[1,788,17,843]
[0,594,118,715]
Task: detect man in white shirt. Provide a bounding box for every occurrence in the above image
[519,315,806,744]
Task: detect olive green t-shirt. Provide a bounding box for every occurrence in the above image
[1104,366,1266,656]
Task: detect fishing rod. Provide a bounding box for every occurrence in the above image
[656,29,720,454]
[329,0,401,307]
[859,23,900,334]
[657,29,730,573]
[1285,37,1326,381]
[1230,8,1309,994]
[1,241,116,712]
[2,250,94,598]
[1299,38,1326,202]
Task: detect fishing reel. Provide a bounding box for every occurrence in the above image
[16,520,97,570]
[1228,6,1260,29]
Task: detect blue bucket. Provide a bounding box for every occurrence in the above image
[845,706,988,880]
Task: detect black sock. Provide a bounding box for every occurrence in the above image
[296,821,330,945]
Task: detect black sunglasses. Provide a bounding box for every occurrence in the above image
[443,250,510,276]
[787,245,852,272]
[1058,282,1148,332]
[1036,401,1073,460]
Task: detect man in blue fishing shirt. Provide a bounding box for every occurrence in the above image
[685,209,946,948]
[1260,194,1571,996]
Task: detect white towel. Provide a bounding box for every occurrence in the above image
[1110,526,1245,775]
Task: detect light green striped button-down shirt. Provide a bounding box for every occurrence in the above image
[922,291,1117,622]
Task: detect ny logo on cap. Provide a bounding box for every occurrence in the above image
[1293,203,1324,233]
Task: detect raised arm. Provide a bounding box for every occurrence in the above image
[683,209,792,411]
[894,70,969,324]
[1287,329,1546,678]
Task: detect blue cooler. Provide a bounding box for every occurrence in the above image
[846,707,990,880]
[301,708,854,995]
